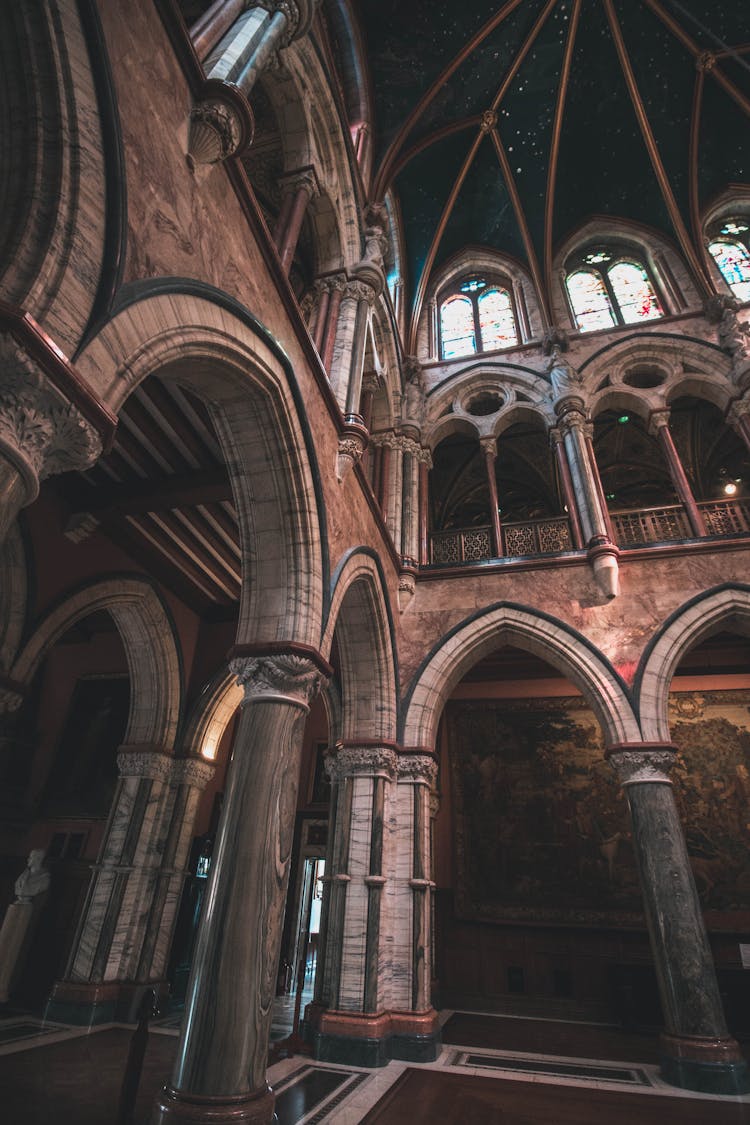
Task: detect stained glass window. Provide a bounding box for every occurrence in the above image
[440,294,476,359]
[566,269,616,332]
[608,261,662,323]
[477,288,517,350]
[709,239,750,303]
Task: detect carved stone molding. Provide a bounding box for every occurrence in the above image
[398,568,417,615]
[325,745,398,782]
[608,748,676,786]
[727,396,750,425]
[279,165,321,201]
[117,749,174,783]
[345,278,380,306]
[397,753,438,785]
[479,109,497,133]
[0,334,102,497]
[229,653,325,707]
[188,97,245,165]
[429,790,441,819]
[336,418,369,482]
[647,408,671,437]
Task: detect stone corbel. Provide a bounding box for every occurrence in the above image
[336,417,369,482]
[187,79,254,166]
[587,535,620,599]
[397,559,418,614]
[256,0,320,44]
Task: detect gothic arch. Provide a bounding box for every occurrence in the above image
[11,576,181,749]
[402,603,640,749]
[322,550,398,742]
[638,585,750,741]
[76,287,326,648]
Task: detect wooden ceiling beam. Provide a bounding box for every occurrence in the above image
[69,467,233,517]
[136,378,222,467]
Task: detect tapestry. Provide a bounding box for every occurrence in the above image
[446,690,750,926]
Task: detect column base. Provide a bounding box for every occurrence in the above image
[309,1008,440,1068]
[660,1032,750,1095]
[152,1083,274,1124]
[45,978,170,1025]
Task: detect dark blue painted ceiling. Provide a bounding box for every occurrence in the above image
[353,0,750,323]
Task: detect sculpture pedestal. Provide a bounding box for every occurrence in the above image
[0,901,34,1003]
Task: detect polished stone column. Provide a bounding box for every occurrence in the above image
[418,457,429,566]
[189,2,321,164]
[607,743,748,1094]
[396,754,437,1016]
[320,276,346,373]
[273,167,319,276]
[480,436,502,558]
[550,426,584,548]
[190,0,244,61]
[382,432,404,548]
[649,411,706,537]
[47,751,192,1026]
[555,397,619,598]
[400,438,422,565]
[0,335,102,545]
[154,653,326,1124]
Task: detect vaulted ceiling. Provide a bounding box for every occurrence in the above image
[356,0,750,341]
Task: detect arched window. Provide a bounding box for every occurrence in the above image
[708,220,750,302]
[439,278,518,359]
[565,248,663,333]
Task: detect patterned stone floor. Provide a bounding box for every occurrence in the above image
[0,1005,747,1123]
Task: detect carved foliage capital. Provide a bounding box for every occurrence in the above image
[117,750,174,783]
[188,98,243,165]
[229,653,325,707]
[608,749,675,786]
[398,753,438,785]
[171,757,216,790]
[256,0,320,43]
[0,334,102,485]
[326,745,398,782]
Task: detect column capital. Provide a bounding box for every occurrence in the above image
[0,333,103,502]
[116,747,175,783]
[605,742,678,786]
[170,757,217,790]
[278,164,320,201]
[726,395,750,425]
[479,434,497,457]
[345,276,381,306]
[647,407,671,436]
[336,418,369,482]
[397,752,438,785]
[555,401,592,439]
[228,648,329,707]
[325,742,399,782]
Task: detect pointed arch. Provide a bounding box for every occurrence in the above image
[638,585,750,741]
[402,602,640,749]
[322,550,398,743]
[11,576,181,749]
[180,668,243,762]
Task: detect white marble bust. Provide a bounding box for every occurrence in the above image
[14,850,50,904]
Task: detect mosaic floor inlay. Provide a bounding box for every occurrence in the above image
[450,1048,652,1086]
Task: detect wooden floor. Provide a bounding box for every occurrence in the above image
[442,1011,663,1063]
[361,1068,750,1125]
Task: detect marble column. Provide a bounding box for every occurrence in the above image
[48,749,213,1024]
[190,0,244,61]
[320,276,346,373]
[273,168,319,276]
[400,436,422,566]
[396,754,437,1015]
[154,652,327,1125]
[649,411,707,538]
[0,334,102,545]
[318,744,398,1018]
[550,426,584,548]
[480,436,502,558]
[383,433,404,551]
[310,281,330,351]
[188,2,321,165]
[607,743,748,1094]
[418,456,429,566]
[135,758,216,992]
[555,397,619,598]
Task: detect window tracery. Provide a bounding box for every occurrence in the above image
[439,278,518,359]
[708,220,750,303]
[565,249,663,333]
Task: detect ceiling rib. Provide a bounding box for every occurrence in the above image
[641,0,750,119]
[688,67,711,284]
[543,0,582,322]
[389,117,483,183]
[488,126,550,326]
[603,0,714,297]
[406,0,560,352]
[373,0,527,200]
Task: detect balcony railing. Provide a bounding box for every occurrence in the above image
[428,497,750,566]
[430,516,571,565]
